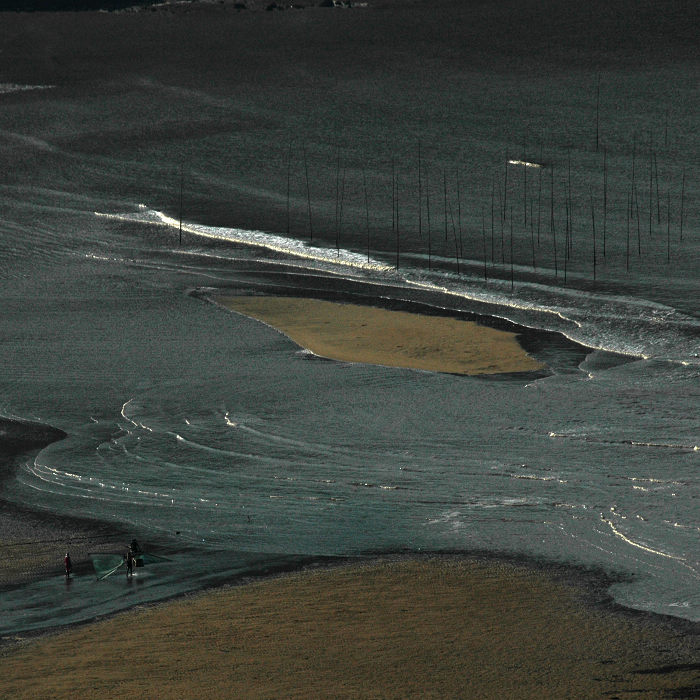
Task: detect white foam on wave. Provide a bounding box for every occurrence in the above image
[601,513,687,563]
[94,205,700,364]
[96,206,392,274]
[0,83,54,95]
[507,159,543,168]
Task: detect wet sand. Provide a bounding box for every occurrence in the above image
[2,557,697,699]
[218,296,544,375]
[0,419,130,588]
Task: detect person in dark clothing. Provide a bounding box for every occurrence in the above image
[64,552,72,577]
[126,548,134,577]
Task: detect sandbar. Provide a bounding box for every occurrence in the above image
[2,557,697,699]
[218,296,543,375]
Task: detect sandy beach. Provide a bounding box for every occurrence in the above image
[2,557,698,698]
[218,296,544,375]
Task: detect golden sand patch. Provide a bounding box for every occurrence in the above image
[1,559,695,699]
[219,296,543,375]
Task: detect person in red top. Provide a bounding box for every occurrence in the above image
[64,552,72,577]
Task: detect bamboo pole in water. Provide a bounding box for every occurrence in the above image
[395,163,400,271]
[523,161,527,226]
[635,185,642,256]
[603,146,607,258]
[564,195,569,284]
[590,186,597,281]
[550,165,558,278]
[595,73,601,152]
[456,167,463,259]
[481,205,488,281]
[626,192,630,272]
[334,143,341,249]
[530,196,536,271]
[363,167,370,264]
[391,155,395,253]
[426,164,432,271]
[649,131,653,237]
[303,143,313,241]
[443,167,449,243]
[178,163,183,246]
[490,175,496,263]
[680,168,686,241]
[337,163,346,257]
[510,205,514,292]
[503,152,508,221]
[286,140,292,236]
[537,164,542,246]
[500,178,506,265]
[666,189,671,263]
[447,172,460,274]
[631,132,637,220]
[417,140,423,241]
[567,151,573,260]
[654,149,661,225]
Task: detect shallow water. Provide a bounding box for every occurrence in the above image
[0,6,698,635]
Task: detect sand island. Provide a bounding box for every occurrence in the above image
[218,296,544,375]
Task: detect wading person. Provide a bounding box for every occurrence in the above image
[64,552,72,578]
[126,548,134,578]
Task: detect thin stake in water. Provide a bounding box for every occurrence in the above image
[550,165,557,278]
[590,186,597,281]
[649,131,653,237]
[503,152,508,221]
[567,150,573,259]
[443,167,448,243]
[363,167,370,263]
[666,189,671,263]
[603,146,607,258]
[595,72,601,151]
[447,173,460,274]
[286,139,292,235]
[337,163,346,257]
[395,163,400,271]
[303,143,313,241]
[178,163,183,246]
[417,139,423,241]
[510,205,514,292]
[335,142,341,247]
[456,166,463,259]
[490,175,496,263]
[391,155,396,247]
[680,168,686,241]
[626,192,630,272]
[523,161,527,226]
[481,205,488,281]
[654,149,661,224]
[426,164,432,270]
[537,164,543,246]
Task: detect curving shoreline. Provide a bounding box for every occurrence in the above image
[0,418,129,590]
[1,555,697,698]
[1,418,697,696]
